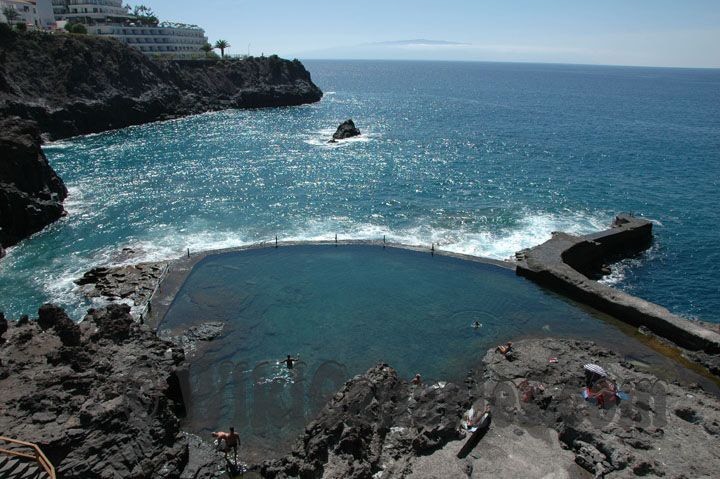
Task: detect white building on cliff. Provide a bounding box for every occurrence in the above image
[48,0,208,58]
[0,0,53,27]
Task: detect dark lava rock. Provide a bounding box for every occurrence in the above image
[37,303,80,346]
[259,339,720,478]
[0,304,200,478]
[0,32,323,140]
[163,321,225,354]
[87,303,135,341]
[261,364,469,478]
[0,311,7,338]
[330,119,361,141]
[0,117,67,251]
[75,262,167,310]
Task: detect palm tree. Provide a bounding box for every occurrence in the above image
[214,39,230,58]
[200,42,213,58]
[2,6,20,22]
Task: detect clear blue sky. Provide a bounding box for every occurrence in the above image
[145,0,720,67]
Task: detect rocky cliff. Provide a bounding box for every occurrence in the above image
[0,117,68,257]
[0,29,323,139]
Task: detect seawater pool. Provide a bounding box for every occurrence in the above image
[159,244,651,459]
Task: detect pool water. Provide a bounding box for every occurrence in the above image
[160,244,634,458]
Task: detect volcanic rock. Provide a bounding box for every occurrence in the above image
[260,339,720,478]
[162,321,226,355]
[37,303,80,346]
[0,303,197,478]
[330,119,361,141]
[0,31,323,140]
[0,311,7,339]
[261,364,470,478]
[75,261,168,313]
[0,117,67,251]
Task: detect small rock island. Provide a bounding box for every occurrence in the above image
[329,119,362,142]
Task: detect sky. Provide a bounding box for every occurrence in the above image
[144,0,720,68]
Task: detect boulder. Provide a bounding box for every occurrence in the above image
[330,119,361,141]
[87,303,134,342]
[37,303,80,346]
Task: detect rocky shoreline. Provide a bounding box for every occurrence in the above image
[261,339,720,478]
[75,261,169,317]
[3,308,718,478]
[0,30,323,141]
[0,29,323,252]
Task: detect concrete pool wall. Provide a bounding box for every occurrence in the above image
[516,214,720,354]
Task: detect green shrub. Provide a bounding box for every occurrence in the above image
[63,22,87,34]
[15,22,26,32]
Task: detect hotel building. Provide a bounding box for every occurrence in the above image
[0,0,211,58]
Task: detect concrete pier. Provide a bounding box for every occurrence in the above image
[516,214,720,354]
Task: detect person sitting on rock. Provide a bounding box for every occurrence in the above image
[411,373,422,386]
[212,428,240,465]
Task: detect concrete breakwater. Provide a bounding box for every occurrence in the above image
[516,214,720,355]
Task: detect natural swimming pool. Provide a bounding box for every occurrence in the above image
[160,244,644,458]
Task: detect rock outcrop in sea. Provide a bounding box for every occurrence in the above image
[330,119,361,141]
[0,117,68,257]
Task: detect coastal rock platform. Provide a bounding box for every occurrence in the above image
[260,339,720,478]
[2,303,719,478]
[75,261,169,317]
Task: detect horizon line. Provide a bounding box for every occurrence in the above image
[293,56,720,71]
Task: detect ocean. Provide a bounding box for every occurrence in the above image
[1,60,719,322]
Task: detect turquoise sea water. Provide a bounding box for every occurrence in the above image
[0,60,719,322]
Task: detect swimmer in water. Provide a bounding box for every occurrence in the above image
[282,354,299,369]
[472,321,481,329]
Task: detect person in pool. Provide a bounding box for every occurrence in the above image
[472,321,481,329]
[282,354,299,369]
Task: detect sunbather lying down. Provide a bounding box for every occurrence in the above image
[496,341,513,355]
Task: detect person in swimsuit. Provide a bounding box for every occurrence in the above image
[212,428,240,465]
